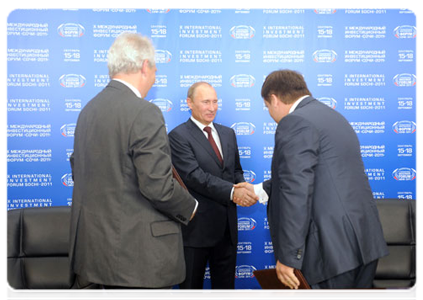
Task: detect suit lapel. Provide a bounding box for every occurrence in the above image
[215,124,228,168]
[186,119,222,168]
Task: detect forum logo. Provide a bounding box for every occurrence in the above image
[230,25,255,39]
[230,74,255,88]
[58,23,85,37]
[243,170,256,183]
[149,98,173,112]
[314,9,337,14]
[235,265,257,278]
[393,74,416,87]
[59,74,86,88]
[155,50,172,63]
[60,124,76,137]
[231,122,255,135]
[61,174,74,187]
[318,97,337,109]
[313,50,337,63]
[238,217,257,231]
[394,25,417,38]
[146,9,170,14]
[392,168,416,181]
[392,121,416,134]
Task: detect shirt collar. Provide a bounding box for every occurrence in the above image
[190,116,216,133]
[289,95,310,114]
[113,79,142,99]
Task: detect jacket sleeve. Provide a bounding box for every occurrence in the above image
[274,114,319,269]
[128,104,196,225]
[263,179,272,196]
[232,130,246,184]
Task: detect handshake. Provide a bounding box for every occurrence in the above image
[232,182,259,207]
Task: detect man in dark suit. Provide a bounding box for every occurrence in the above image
[168,82,258,289]
[238,70,388,289]
[69,32,197,289]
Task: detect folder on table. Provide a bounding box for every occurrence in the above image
[254,268,311,289]
[172,165,187,190]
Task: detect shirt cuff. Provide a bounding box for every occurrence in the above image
[254,183,269,204]
[190,199,199,220]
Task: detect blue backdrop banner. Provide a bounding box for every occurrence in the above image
[7,9,416,289]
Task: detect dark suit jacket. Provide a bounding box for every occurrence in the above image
[69,80,196,288]
[263,97,389,285]
[168,119,245,248]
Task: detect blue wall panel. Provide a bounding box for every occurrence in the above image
[7,9,416,289]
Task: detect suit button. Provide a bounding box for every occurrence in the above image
[297,254,302,260]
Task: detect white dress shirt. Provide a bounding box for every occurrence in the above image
[112,78,142,98]
[190,116,224,158]
[189,116,239,201]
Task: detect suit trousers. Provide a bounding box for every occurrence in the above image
[179,225,237,289]
[311,260,379,289]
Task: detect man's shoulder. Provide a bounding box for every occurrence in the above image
[292,98,349,129]
[90,82,146,105]
[82,85,159,126]
[276,113,317,140]
[169,120,190,136]
[214,123,235,135]
[214,122,230,129]
[213,123,234,131]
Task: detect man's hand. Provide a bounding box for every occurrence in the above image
[276,260,300,289]
[233,185,258,207]
[234,181,268,205]
[233,182,255,193]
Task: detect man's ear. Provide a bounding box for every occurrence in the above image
[187,97,193,110]
[269,94,280,108]
[140,60,149,75]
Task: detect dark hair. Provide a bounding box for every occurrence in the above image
[261,69,311,104]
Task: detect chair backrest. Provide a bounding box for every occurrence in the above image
[374,199,416,288]
[7,206,97,289]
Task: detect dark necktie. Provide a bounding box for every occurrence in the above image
[203,126,223,165]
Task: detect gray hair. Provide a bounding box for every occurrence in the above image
[107,32,155,77]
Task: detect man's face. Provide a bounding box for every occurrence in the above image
[187,84,218,125]
[264,95,290,123]
[264,96,278,123]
